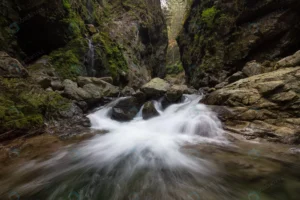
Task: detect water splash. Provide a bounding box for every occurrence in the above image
[1,95,231,200]
[84,95,227,172]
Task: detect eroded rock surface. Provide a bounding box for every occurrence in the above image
[202,67,300,144]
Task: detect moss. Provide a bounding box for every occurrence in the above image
[201,6,219,28]
[62,0,71,11]
[92,33,128,81]
[49,37,88,79]
[0,77,71,133]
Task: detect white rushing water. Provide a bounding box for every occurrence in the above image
[1,95,232,200]
[84,95,228,172]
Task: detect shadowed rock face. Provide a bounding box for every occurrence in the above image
[177,0,300,88]
[1,0,168,86]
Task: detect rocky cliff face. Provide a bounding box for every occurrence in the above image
[0,0,168,140]
[0,0,167,86]
[177,0,300,88]
[202,50,300,144]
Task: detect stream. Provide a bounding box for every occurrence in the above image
[0,95,300,200]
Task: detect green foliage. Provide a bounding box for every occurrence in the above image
[166,62,184,75]
[201,6,219,28]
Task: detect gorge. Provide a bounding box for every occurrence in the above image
[0,0,300,200]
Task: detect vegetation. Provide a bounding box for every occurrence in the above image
[201,6,219,28]
[0,77,71,133]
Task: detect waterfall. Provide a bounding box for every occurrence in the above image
[86,38,96,76]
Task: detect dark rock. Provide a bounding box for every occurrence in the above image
[165,85,187,102]
[111,97,142,121]
[142,101,159,120]
[76,101,88,112]
[228,72,246,83]
[37,77,52,89]
[122,86,135,96]
[133,90,147,103]
[80,117,92,127]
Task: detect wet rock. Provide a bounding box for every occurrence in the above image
[141,78,170,98]
[111,97,141,121]
[133,90,146,103]
[142,101,159,120]
[122,86,135,96]
[242,61,265,77]
[165,85,187,102]
[75,101,88,112]
[0,52,29,78]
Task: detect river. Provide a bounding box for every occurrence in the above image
[0,95,299,200]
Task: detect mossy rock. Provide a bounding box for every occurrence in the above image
[49,37,88,80]
[0,77,71,136]
[92,33,128,83]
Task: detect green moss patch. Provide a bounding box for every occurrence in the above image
[92,33,128,82]
[0,78,71,134]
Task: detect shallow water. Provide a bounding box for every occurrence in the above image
[0,95,300,200]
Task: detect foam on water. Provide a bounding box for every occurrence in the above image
[0,95,231,199]
[82,95,228,172]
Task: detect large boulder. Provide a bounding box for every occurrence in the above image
[0,52,29,78]
[165,84,191,102]
[202,66,300,144]
[142,101,159,120]
[111,97,142,121]
[63,79,119,103]
[141,78,171,98]
[242,61,265,77]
